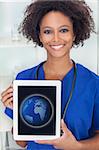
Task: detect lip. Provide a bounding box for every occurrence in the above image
[50,44,65,50]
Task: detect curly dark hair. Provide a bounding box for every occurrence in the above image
[19,0,95,47]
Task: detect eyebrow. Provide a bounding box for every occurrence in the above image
[41,25,70,30]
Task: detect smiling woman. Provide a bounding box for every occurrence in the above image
[39,11,75,59]
[19,0,94,48]
[1,0,99,150]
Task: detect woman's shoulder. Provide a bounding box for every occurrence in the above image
[77,63,99,93]
[77,63,99,80]
[15,63,40,80]
[76,63,99,89]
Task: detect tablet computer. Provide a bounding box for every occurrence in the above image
[13,80,61,140]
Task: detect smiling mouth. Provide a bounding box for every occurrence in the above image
[50,45,64,50]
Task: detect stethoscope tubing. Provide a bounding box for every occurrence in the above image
[35,60,77,119]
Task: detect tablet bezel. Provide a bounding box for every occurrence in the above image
[13,80,61,140]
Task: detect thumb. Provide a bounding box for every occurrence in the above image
[61,119,69,134]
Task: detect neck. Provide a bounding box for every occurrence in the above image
[43,56,73,80]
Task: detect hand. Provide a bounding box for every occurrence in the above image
[35,119,81,150]
[1,85,13,109]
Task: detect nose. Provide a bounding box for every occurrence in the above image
[53,31,60,42]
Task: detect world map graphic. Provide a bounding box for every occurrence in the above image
[20,94,54,128]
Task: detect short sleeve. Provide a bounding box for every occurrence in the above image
[4,68,34,119]
[4,74,20,119]
[4,70,25,118]
[93,78,99,130]
[5,107,13,119]
[4,63,42,120]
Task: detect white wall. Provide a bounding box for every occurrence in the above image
[71,0,98,74]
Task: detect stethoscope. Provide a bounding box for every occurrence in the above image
[35,60,77,120]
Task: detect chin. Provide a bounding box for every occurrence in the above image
[50,53,67,59]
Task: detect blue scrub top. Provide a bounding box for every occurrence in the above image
[5,62,99,150]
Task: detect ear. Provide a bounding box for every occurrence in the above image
[73,35,76,42]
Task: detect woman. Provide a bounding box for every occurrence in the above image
[1,0,99,149]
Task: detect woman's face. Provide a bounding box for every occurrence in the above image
[39,11,75,59]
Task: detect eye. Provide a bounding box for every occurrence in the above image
[44,29,52,34]
[60,28,69,33]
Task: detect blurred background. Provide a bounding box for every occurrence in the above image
[0,0,99,149]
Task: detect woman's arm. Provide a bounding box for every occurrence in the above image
[11,126,27,148]
[16,141,27,148]
[1,86,27,148]
[35,120,99,150]
[79,131,99,150]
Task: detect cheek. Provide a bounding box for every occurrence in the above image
[42,36,53,44]
[40,33,54,44]
[63,35,74,45]
[40,38,49,48]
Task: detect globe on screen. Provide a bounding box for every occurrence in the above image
[20,94,54,128]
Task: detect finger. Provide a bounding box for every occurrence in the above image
[8,101,13,109]
[1,92,13,103]
[4,97,13,107]
[53,145,58,149]
[34,140,54,145]
[1,86,13,97]
[61,119,69,134]
[2,92,13,103]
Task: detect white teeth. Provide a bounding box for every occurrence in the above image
[51,45,64,50]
